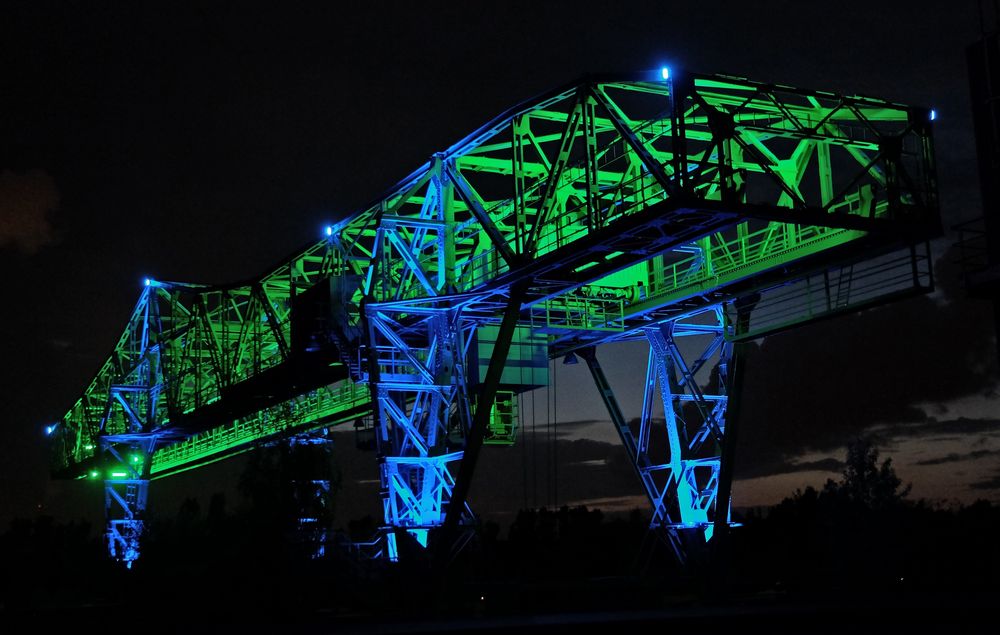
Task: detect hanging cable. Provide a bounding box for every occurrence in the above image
[553,355,558,509]
[545,362,555,507]
[531,383,537,509]
[519,390,527,511]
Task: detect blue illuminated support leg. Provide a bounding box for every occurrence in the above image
[101,434,157,568]
[644,306,738,561]
[363,296,480,561]
[300,477,331,559]
[710,294,756,563]
[95,313,166,567]
[583,304,739,566]
[105,478,148,568]
[287,432,336,559]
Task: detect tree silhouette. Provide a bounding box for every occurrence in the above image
[825,436,911,509]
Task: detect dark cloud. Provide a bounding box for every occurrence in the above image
[973,436,994,447]
[914,449,1000,466]
[551,419,610,438]
[0,170,58,254]
[762,457,844,476]
[732,447,845,480]
[878,417,1000,440]
[47,339,72,351]
[969,471,1000,491]
[735,247,998,479]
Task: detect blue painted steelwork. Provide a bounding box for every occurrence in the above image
[581,305,738,563]
[102,434,158,567]
[105,477,148,568]
[362,294,486,559]
[94,283,168,564]
[643,308,733,552]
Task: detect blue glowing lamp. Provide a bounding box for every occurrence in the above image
[929,109,937,121]
[661,67,671,80]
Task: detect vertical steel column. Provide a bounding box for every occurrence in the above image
[441,284,527,547]
[104,477,148,568]
[364,299,474,560]
[288,432,336,559]
[711,295,756,550]
[584,305,739,565]
[102,434,157,568]
[99,307,163,568]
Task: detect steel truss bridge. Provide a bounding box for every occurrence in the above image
[49,69,939,567]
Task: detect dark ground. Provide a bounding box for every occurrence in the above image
[2,440,998,633]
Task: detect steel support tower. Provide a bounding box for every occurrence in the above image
[48,68,939,567]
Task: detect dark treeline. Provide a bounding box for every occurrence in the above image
[2,438,998,623]
[731,439,1000,593]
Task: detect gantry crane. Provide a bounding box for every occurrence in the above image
[49,69,939,567]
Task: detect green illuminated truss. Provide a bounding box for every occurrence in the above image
[52,70,937,501]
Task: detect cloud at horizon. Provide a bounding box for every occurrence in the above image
[732,247,999,484]
[0,169,58,255]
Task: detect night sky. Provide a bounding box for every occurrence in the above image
[2,0,998,532]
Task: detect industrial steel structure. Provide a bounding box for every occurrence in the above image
[49,69,939,567]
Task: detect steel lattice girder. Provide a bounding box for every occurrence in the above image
[49,70,939,563]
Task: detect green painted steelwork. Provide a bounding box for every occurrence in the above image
[52,70,937,483]
[149,381,370,477]
[483,391,519,445]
